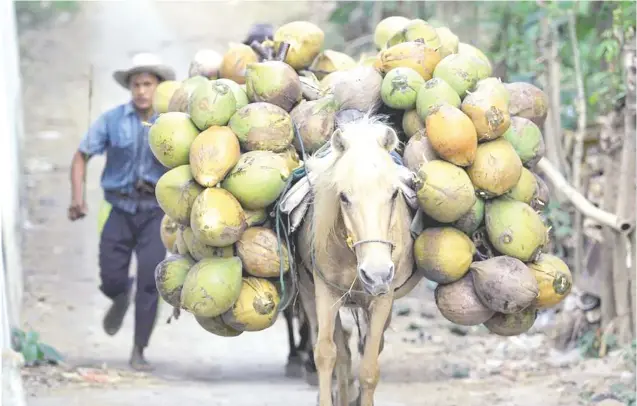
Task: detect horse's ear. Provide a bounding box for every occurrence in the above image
[331,128,347,153]
[379,127,399,152]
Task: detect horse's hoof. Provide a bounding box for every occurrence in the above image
[285,361,304,378]
[305,370,319,387]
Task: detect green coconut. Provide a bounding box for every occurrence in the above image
[188,80,237,130]
[485,198,548,262]
[155,165,205,226]
[290,95,339,154]
[180,256,243,318]
[433,53,481,97]
[228,102,294,152]
[414,227,476,284]
[415,159,476,223]
[245,61,302,112]
[380,67,426,110]
[190,187,247,247]
[215,78,249,110]
[452,197,485,236]
[435,26,459,58]
[457,42,493,79]
[415,77,461,120]
[167,76,209,113]
[221,150,291,210]
[244,208,268,227]
[504,167,538,204]
[182,226,234,261]
[484,307,537,336]
[374,16,411,50]
[402,109,425,138]
[195,314,243,337]
[154,255,194,307]
[148,112,200,169]
[175,227,189,257]
[502,116,545,168]
[387,19,441,50]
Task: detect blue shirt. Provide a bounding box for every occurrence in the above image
[78,101,167,214]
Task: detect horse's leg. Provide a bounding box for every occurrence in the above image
[358,295,394,406]
[298,265,319,386]
[333,313,350,406]
[314,276,342,406]
[284,306,304,378]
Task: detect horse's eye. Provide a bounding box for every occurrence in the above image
[391,189,399,200]
[339,192,350,204]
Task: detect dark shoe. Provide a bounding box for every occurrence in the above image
[102,289,131,336]
[129,345,154,372]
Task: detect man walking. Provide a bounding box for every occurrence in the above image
[68,53,176,371]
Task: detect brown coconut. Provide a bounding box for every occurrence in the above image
[245,61,302,112]
[290,96,339,154]
[531,173,550,211]
[484,307,537,336]
[219,43,259,85]
[402,130,438,173]
[470,256,539,314]
[329,66,383,112]
[236,227,290,278]
[505,82,549,127]
[425,104,478,167]
[434,273,495,326]
[466,138,523,198]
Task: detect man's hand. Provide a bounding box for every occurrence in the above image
[68,199,87,221]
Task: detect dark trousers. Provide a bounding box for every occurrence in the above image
[98,206,166,348]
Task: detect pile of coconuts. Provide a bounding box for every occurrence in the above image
[370,17,572,336]
[150,16,573,339]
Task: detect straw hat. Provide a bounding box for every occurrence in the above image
[113,52,176,89]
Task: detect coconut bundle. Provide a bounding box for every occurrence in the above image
[357,16,567,336]
[149,16,566,339]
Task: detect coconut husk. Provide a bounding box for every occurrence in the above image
[484,307,537,336]
[290,96,339,154]
[402,129,437,173]
[245,61,302,112]
[505,82,549,127]
[329,66,383,112]
[434,273,495,326]
[470,255,539,314]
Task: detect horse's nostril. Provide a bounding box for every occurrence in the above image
[359,268,373,284]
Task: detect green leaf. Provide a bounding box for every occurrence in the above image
[38,343,63,364]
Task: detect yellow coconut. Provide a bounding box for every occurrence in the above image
[152,80,182,114]
[466,138,522,198]
[274,21,325,70]
[309,50,357,80]
[160,214,180,253]
[189,126,241,188]
[425,103,478,167]
[528,253,573,309]
[435,26,459,58]
[222,277,281,332]
[219,43,259,85]
[414,227,476,284]
[374,16,411,50]
[387,19,441,50]
[378,41,442,81]
[190,187,247,247]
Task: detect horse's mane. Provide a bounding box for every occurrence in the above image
[307,112,402,260]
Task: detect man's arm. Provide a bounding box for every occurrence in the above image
[68,114,108,221]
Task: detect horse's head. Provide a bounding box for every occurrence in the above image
[312,115,402,296]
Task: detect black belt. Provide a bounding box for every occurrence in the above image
[110,180,156,198]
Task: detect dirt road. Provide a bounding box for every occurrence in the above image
[17,2,634,406]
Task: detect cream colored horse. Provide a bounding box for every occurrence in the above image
[295,114,422,406]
